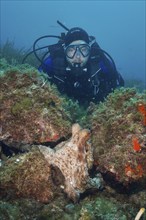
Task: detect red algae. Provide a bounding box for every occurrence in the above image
[132,137,141,152]
[138,103,146,126]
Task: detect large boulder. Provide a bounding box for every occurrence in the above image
[0,149,55,203]
[0,63,72,149]
[90,88,146,189]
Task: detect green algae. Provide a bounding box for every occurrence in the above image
[11,97,33,115]
[90,87,146,152]
[0,59,146,220]
[77,195,138,220]
[0,201,21,220]
[0,194,141,220]
[0,61,73,145]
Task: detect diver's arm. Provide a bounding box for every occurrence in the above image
[38,57,53,77]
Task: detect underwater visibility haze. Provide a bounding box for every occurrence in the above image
[0,1,146,220]
[1,0,145,83]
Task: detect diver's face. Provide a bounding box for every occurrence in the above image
[65,40,90,67]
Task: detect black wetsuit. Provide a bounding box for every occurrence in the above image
[39,43,124,106]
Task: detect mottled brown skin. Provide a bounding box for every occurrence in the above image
[39,123,99,202]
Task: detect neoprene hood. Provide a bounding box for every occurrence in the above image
[65,27,89,46]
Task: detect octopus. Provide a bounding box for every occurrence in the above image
[39,123,103,202]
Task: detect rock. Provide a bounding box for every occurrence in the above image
[0,149,55,203]
[90,88,146,190]
[0,64,72,149]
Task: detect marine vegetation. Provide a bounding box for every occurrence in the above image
[0,40,40,67]
[0,58,146,220]
[90,88,146,187]
[0,40,25,65]
[0,124,103,204]
[0,60,73,149]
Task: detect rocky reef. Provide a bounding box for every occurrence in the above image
[0,61,72,149]
[0,60,146,219]
[90,88,146,189]
[0,149,55,203]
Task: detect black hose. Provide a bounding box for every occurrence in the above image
[22,20,69,64]
[22,35,61,64]
[22,45,50,64]
[100,49,117,72]
[33,35,61,63]
[22,21,117,75]
[57,20,69,31]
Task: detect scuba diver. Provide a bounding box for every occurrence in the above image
[23,21,124,106]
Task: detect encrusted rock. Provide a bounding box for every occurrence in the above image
[0,64,72,149]
[0,150,54,203]
[90,88,146,189]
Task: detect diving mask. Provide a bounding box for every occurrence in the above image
[65,44,91,59]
